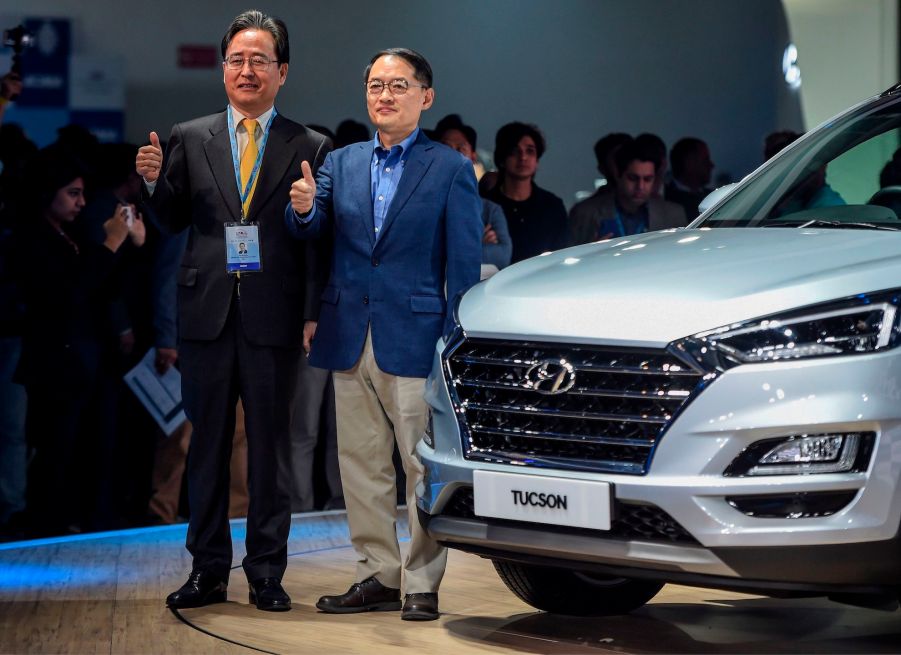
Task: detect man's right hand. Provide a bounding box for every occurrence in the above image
[136,131,163,183]
[155,347,178,374]
[289,160,316,215]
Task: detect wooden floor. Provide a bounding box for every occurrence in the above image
[2,510,901,654]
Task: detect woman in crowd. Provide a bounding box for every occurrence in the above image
[13,145,144,536]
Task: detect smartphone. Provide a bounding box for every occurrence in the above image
[121,205,135,227]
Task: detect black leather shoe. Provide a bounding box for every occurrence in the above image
[402,593,439,621]
[316,576,401,613]
[166,570,227,609]
[248,577,291,612]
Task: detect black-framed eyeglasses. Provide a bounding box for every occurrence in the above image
[224,55,279,70]
[365,78,429,96]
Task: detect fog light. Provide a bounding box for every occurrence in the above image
[422,411,435,448]
[727,490,858,518]
[724,432,874,476]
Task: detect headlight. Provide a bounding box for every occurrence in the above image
[672,289,901,372]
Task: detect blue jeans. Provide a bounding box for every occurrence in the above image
[0,336,27,523]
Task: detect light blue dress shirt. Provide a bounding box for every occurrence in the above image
[370,128,419,239]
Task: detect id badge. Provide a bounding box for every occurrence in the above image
[225,222,262,273]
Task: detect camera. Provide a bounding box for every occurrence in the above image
[2,24,34,99]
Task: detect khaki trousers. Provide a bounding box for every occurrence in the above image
[332,330,447,593]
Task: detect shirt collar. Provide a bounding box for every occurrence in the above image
[372,127,420,158]
[230,105,275,133]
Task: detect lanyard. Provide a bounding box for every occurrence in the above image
[613,206,647,237]
[227,107,277,221]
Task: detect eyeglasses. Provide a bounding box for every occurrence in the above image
[224,55,279,70]
[365,78,429,96]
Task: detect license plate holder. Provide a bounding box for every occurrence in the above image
[473,470,612,530]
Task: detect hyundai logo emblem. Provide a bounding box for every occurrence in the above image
[524,359,577,395]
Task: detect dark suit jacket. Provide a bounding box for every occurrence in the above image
[285,131,482,378]
[147,110,331,347]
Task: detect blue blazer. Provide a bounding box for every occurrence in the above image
[285,131,482,378]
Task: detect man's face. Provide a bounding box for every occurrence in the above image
[367,55,434,143]
[617,160,656,211]
[503,136,539,182]
[222,28,287,117]
[48,178,85,223]
[685,144,714,187]
[440,129,475,162]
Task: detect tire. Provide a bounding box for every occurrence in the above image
[493,560,663,616]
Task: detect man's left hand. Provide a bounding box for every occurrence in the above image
[303,320,317,354]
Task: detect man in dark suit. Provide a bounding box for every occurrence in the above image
[285,48,482,621]
[135,9,331,612]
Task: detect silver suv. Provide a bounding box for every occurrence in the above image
[416,86,901,616]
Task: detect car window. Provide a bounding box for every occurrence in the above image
[700,96,901,229]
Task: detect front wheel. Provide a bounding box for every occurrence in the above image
[493,560,663,616]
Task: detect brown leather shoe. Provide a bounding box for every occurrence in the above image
[316,576,401,613]
[401,592,439,621]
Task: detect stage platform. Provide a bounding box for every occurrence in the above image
[1,510,900,654]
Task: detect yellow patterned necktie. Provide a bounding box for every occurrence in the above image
[240,118,259,217]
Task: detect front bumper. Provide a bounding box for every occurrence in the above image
[416,339,901,589]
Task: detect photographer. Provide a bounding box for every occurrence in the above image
[12,145,144,536]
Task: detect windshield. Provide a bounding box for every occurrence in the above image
[698,93,901,231]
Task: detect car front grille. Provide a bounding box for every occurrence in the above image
[443,338,707,474]
[440,487,698,544]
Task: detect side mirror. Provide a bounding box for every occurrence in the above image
[698,183,739,215]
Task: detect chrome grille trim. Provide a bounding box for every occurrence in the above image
[470,425,654,447]
[466,402,670,424]
[456,354,699,376]
[458,378,695,400]
[443,337,707,474]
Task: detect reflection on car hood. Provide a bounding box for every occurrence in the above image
[458,227,901,347]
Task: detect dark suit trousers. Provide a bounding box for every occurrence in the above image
[180,291,298,583]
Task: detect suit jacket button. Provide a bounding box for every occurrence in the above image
[363,295,369,305]
[371,257,379,267]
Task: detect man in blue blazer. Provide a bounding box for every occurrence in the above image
[285,48,481,621]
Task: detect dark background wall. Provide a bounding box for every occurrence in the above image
[1,0,805,206]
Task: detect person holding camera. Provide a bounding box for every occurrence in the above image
[12,145,144,537]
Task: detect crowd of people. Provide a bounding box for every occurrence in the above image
[0,8,857,620]
[0,54,800,544]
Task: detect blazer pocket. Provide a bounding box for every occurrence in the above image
[321,286,341,304]
[177,267,198,287]
[410,294,445,314]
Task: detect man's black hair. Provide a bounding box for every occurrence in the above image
[435,114,477,151]
[493,122,546,170]
[364,48,432,87]
[221,9,289,64]
[670,137,707,178]
[614,139,660,177]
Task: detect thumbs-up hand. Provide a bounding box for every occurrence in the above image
[136,131,163,183]
[290,160,316,215]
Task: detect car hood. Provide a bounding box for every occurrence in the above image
[458,227,901,347]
